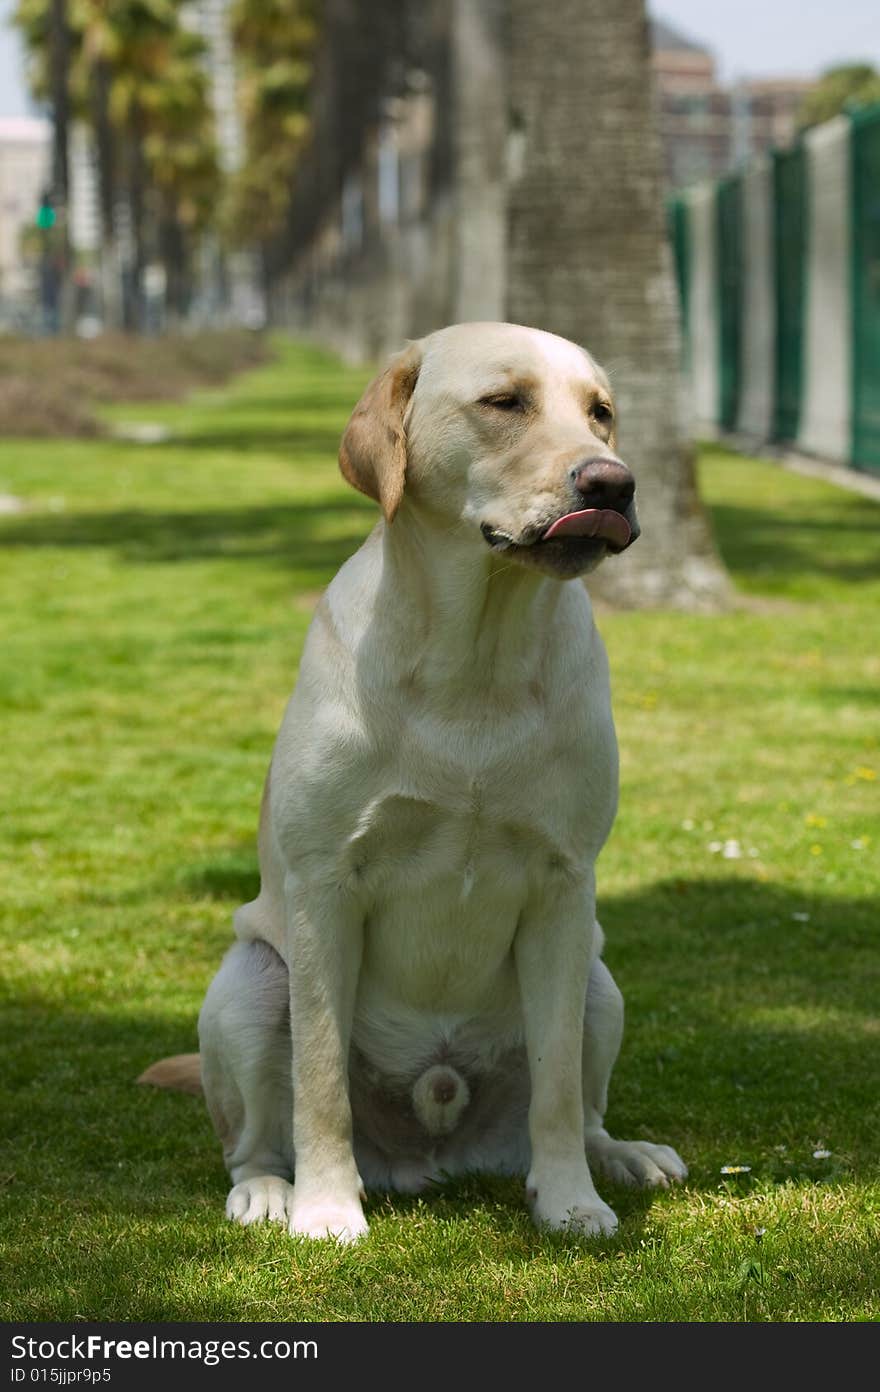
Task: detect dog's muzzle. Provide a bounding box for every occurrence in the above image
[481,455,640,556]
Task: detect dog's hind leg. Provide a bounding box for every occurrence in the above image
[582,955,688,1188]
[199,939,296,1225]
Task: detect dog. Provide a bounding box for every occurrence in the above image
[140,321,687,1241]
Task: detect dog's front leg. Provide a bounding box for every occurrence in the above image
[515,882,618,1238]
[286,876,368,1242]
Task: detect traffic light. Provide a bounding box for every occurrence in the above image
[36,192,56,230]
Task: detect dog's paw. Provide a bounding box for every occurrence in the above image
[585,1134,688,1189]
[288,1192,369,1243]
[528,1178,618,1238]
[226,1176,295,1226]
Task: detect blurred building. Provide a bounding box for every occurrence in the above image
[69,125,100,255]
[182,0,243,172]
[0,116,100,327]
[181,0,262,326]
[651,17,814,187]
[0,117,49,303]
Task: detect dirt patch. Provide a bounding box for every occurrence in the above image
[0,330,273,438]
[0,376,100,438]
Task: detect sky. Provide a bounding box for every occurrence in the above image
[650,0,880,81]
[0,0,29,119]
[2,0,880,118]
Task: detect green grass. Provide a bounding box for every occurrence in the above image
[1,345,878,1322]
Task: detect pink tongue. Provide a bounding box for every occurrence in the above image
[542,508,631,548]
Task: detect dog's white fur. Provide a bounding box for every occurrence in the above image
[192,322,686,1242]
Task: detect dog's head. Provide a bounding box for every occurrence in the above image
[339,321,639,579]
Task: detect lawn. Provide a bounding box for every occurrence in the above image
[1,340,877,1322]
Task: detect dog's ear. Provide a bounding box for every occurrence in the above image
[339,340,422,523]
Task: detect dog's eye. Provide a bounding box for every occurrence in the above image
[479,394,523,412]
[593,402,614,426]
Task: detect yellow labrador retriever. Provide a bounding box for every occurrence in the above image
[142,321,686,1240]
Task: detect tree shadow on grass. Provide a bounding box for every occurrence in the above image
[136,872,880,1167]
[3,446,878,586]
[4,875,878,1317]
[598,876,880,1183]
[165,424,349,454]
[709,500,880,587]
[151,867,879,1173]
[153,850,880,1173]
[178,851,261,905]
[197,387,366,418]
[0,496,375,569]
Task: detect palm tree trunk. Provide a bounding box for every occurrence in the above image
[159,203,189,325]
[126,108,149,333]
[48,0,75,333]
[451,0,507,322]
[91,56,123,330]
[506,0,730,610]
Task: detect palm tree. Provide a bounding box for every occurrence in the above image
[226,0,317,251]
[98,0,178,328]
[70,1,123,327]
[75,0,219,327]
[16,0,76,330]
[47,0,70,210]
[505,0,730,610]
[17,0,222,331]
[140,25,221,320]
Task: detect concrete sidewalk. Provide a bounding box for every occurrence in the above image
[773,449,880,502]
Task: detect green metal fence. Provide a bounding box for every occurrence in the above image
[669,197,691,373]
[717,176,743,432]
[670,103,880,476]
[772,145,807,444]
[852,107,880,472]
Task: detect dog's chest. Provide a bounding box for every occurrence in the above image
[348,704,586,889]
[347,783,543,1012]
[338,705,604,1005]
[349,780,545,900]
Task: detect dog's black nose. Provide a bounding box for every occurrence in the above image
[570,457,635,513]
